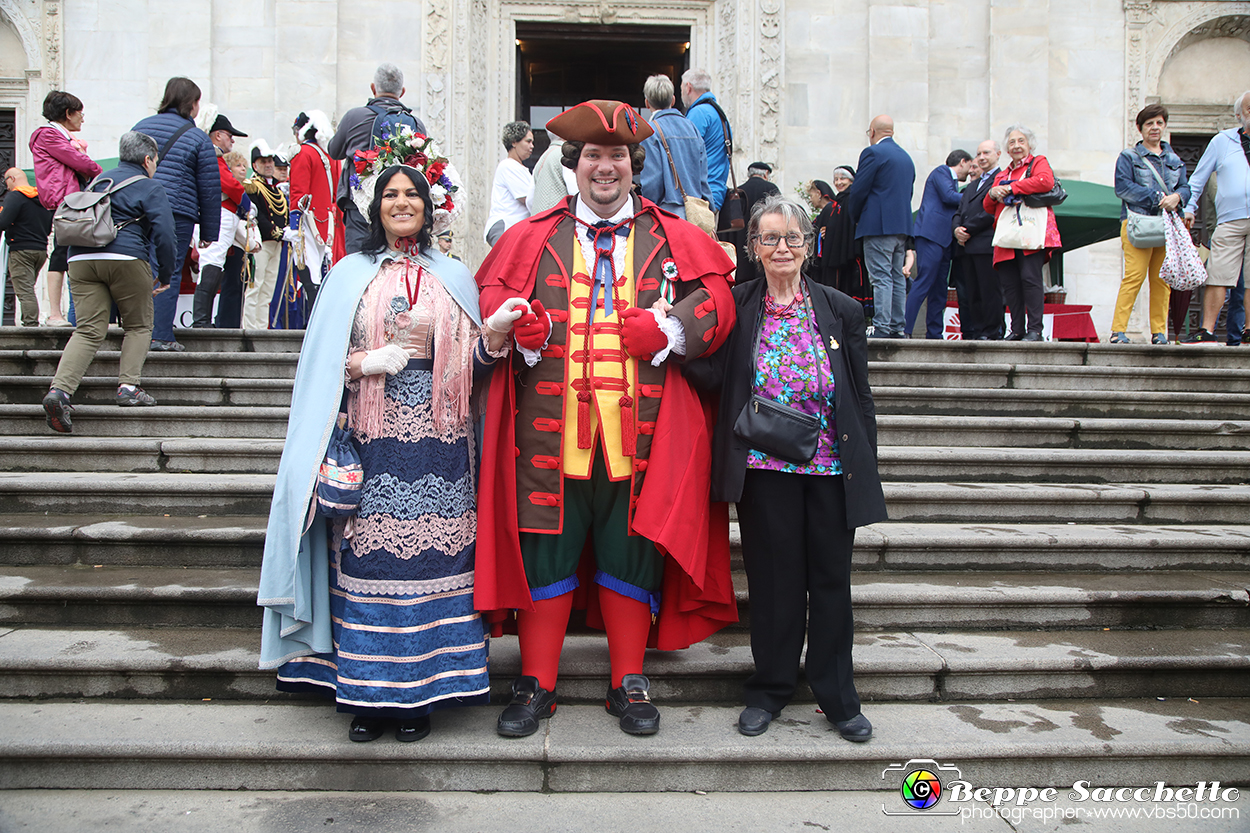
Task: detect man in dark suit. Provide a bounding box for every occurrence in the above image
[906,149,973,338]
[733,161,781,282]
[952,140,1005,339]
[847,115,916,337]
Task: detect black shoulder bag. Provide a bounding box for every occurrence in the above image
[732,284,825,464]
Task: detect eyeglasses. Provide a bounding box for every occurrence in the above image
[754,232,806,249]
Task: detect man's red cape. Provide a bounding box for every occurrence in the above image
[475,198,738,650]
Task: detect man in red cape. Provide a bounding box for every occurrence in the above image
[476,100,737,738]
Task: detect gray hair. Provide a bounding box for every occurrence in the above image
[373,63,404,96]
[1235,91,1250,116]
[747,194,816,263]
[681,68,712,94]
[643,74,674,111]
[502,120,531,151]
[832,166,855,181]
[119,130,159,165]
[747,162,771,176]
[1002,124,1037,152]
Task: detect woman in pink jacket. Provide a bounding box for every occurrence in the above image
[29,90,102,326]
[983,124,1063,342]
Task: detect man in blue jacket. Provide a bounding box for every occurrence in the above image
[42,131,177,434]
[132,77,220,352]
[681,68,730,212]
[847,115,916,338]
[906,149,973,338]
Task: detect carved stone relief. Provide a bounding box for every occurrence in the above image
[0,0,43,71]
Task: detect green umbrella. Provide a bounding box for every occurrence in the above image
[1051,180,1122,252]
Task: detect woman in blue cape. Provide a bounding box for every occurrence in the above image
[258,164,526,742]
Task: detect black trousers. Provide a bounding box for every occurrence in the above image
[996,250,1045,337]
[962,252,1005,339]
[737,469,860,722]
[191,265,223,328]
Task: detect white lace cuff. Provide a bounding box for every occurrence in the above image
[650,309,686,367]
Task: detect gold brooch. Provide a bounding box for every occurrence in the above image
[829,337,840,351]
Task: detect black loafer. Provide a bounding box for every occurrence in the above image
[349,717,385,742]
[497,676,557,738]
[1021,333,1044,342]
[738,706,775,737]
[395,716,431,742]
[605,673,660,735]
[833,713,873,742]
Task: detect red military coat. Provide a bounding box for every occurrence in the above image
[476,196,739,650]
[289,141,345,263]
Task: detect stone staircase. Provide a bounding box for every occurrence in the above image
[1,328,1248,793]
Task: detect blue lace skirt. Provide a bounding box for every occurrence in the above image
[277,365,490,717]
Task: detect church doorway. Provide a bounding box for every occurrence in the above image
[515,22,691,165]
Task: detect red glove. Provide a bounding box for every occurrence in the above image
[514,299,551,352]
[620,307,670,360]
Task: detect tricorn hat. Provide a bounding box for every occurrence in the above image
[546,100,652,145]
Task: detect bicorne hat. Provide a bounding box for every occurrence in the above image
[546,100,653,145]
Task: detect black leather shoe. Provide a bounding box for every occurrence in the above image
[1005,332,1024,341]
[497,676,557,738]
[833,713,873,742]
[738,706,775,737]
[349,717,385,742]
[395,716,431,742]
[605,673,660,735]
[1021,332,1043,342]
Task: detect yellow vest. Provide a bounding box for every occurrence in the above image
[562,228,637,480]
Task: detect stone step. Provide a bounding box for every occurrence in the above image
[1,626,1247,704]
[0,350,298,379]
[0,405,289,438]
[5,515,1247,573]
[870,362,1250,393]
[0,326,305,354]
[8,435,1250,484]
[877,415,1250,450]
[0,698,1247,793]
[873,386,1250,420]
[3,565,1246,632]
[3,471,1249,521]
[0,376,294,407]
[865,337,1250,369]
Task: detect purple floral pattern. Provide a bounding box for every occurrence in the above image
[746,290,842,475]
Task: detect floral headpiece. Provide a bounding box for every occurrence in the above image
[349,125,464,235]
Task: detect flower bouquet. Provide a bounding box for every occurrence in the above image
[350,126,464,235]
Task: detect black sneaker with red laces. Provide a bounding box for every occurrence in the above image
[42,388,73,434]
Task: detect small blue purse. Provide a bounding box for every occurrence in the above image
[316,414,362,517]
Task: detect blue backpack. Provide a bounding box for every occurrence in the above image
[368,102,420,145]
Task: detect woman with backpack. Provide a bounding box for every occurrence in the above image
[41,132,177,433]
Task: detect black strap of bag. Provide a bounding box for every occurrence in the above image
[158,123,194,166]
[691,100,747,232]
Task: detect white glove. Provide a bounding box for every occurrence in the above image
[282,227,300,244]
[359,344,410,376]
[485,297,530,333]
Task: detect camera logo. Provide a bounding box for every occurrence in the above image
[901,768,942,809]
[882,759,963,816]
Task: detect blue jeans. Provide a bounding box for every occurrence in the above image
[862,234,907,335]
[150,215,197,343]
[906,237,952,338]
[1227,271,1245,345]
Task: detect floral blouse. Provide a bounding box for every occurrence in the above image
[745,289,842,475]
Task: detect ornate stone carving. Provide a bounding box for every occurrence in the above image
[424,0,451,142]
[43,0,61,88]
[0,0,44,71]
[757,0,782,170]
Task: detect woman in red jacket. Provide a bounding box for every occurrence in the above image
[29,90,102,326]
[983,125,1062,341]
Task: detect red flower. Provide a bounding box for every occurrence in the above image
[404,152,428,169]
[353,149,380,174]
[442,198,454,211]
[426,160,446,184]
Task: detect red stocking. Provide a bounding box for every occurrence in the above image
[597,585,652,687]
[517,593,574,691]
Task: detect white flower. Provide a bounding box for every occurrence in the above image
[429,184,447,206]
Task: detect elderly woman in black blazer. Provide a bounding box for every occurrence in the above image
[686,193,887,741]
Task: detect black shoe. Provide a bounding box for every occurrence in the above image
[497,676,557,738]
[738,706,775,737]
[116,386,157,406]
[1021,332,1043,342]
[42,388,73,434]
[150,339,186,352]
[605,673,660,735]
[833,713,873,742]
[395,716,431,742]
[349,717,385,742]
[1005,332,1024,341]
[1178,329,1216,345]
